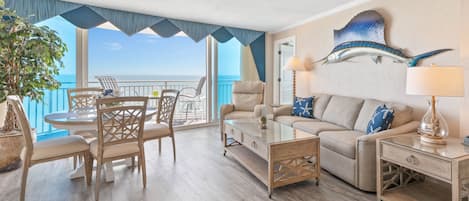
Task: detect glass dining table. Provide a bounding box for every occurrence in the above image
[44,108,157,182]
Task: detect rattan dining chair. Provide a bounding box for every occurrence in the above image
[7,95,91,201]
[67,87,103,169]
[67,87,103,112]
[90,96,148,201]
[143,89,180,161]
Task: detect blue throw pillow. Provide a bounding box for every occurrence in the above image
[292,96,314,118]
[366,105,394,134]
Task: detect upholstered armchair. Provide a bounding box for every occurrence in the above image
[219,81,265,140]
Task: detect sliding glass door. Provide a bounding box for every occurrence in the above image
[216,38,242,116]
[88,25,208,126]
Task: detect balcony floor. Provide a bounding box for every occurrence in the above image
[0,126,375,201]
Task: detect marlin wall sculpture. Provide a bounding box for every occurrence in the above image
[318,10,452,67]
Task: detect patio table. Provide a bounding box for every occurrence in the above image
[44,108,157,182]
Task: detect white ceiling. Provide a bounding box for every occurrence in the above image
[63,0,370,32]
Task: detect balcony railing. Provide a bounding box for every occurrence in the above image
[23,79,236,137]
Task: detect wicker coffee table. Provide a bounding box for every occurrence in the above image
[223,119,320,198]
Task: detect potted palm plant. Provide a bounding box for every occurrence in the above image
[0,4,67,172]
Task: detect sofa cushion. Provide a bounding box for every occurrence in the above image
[275,116,319,126]
[232,81,264,111]
[224,111,255,120]
[292,121,347,135]
[385,102,413,128]
[354,99,385,132]
[292,96,314,118]
[354,99,413,131]
[319,130,365,159]
[322,96,364,129]
[366,105,394,134]
[312,94,332,119]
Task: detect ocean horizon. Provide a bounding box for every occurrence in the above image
[56,74,240,83]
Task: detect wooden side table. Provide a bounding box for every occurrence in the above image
[377,133,469,201]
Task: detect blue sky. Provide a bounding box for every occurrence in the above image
[37,17,77,75]
[38,16,241,79]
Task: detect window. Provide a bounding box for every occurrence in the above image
[88,26,208,125]
[26,16,76,140]
[217,38,242,115]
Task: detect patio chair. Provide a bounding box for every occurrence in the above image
[7,95,91,201]
[179,76,206,121]
[91,96,148,201]
[143,89,180,161]
[219,81,265,140]
[95,76,121,96]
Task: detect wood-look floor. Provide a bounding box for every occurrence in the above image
[0,126,376,201]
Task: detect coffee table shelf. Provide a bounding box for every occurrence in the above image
[226,145,268,185]
[380,180,451,201]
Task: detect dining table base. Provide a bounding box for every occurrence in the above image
[70,159,133,182]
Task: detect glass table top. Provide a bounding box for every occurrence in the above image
[382,133,469,159]
[224,119,317,144]
[45,108,157,125]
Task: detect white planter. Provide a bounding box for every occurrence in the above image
[0,102,6,128]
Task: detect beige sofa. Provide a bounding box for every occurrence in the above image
[271,94,419,192]
[220,81,265,140]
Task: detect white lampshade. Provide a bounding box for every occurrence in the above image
[406,66,464,97]
[284,56,306,71]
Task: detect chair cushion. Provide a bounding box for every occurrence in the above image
[232,81,264,111]
[292,96,314,118]
[224,111,256,120]
[322,96,364,129]
[366,105,394,134]
[319,130,365,159]
[275,116,319,126]
[143,122,171,140]
[292,121,347,135]
[312,94,332,119]
[32,135,89,161]
[90,141,139,159]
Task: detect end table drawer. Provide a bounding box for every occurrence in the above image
[382,143,451,180]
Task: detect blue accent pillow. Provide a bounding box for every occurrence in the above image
[292,96,314,118]
[366,105,394,134]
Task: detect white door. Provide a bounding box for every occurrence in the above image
[274,38,295,105]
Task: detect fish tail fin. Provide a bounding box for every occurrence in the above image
[408,49,453,67]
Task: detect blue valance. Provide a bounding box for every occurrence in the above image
[5,0,266,81]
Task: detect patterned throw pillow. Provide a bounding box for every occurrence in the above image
[366,105,394,134]
[292,96,314,118]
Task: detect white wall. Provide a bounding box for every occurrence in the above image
[272,0,465,137]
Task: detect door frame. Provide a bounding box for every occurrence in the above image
[273,36,296,105]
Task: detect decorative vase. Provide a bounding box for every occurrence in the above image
[0,130,24,172]
[419,100,449,144]
[259,116,267,129]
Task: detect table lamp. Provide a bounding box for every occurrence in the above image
[285,56,307,98]
[406,65,464,144]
